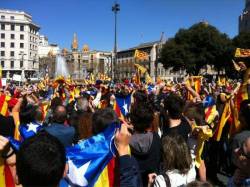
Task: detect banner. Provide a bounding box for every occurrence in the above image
[13,74,22,82]
[134,49,149,61]
[235,48,250,58]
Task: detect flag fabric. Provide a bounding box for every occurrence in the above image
[195,127,212,168]
[64,123,118,187]
[113,94,131,119]
[134,63,147,74]
[235,48,250,58]
[134,50,149,61]
[19,121,43,140]
[0,95,10,117]
[213,98,231,141]
[186,76,203,100]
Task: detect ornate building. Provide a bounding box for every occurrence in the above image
[116,40,183,81]
[239,0,250,33]
[62,33,112,79]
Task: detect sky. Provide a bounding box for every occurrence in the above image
[0,0,245,51]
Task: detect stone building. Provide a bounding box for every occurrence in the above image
[0,9,40,79]
[116,41,183,81]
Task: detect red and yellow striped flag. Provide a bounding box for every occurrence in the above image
[186,76,203,100]
[213,99,231,141]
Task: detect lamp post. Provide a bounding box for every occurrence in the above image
[112,2,120,81]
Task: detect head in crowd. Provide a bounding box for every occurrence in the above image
[75,97,90,112]
[19,103,41,124]
[50,97,63,112]
[129,103,154,133]
[239,99,250,130]
[52,105,67,124]
[164,93,185,119]
[92,108,119,135]
[16,131,66,187]
[162,135,192,174]
[242,136,250,158]
[184,102,205,126]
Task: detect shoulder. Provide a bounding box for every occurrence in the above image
[153,175,166,187]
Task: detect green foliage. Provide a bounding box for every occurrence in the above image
[160,22,233,75]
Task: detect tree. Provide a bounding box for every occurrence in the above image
[160,22,233,75]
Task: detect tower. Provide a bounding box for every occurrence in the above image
[71,33,78,51]
[239,0,250,33]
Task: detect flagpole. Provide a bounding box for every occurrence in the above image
[112,2,120,82]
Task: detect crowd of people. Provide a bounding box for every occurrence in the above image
[0,72,249,187]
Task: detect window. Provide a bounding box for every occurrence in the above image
[1,15,5,19]
[1,51,5,57]
[20,25,24,31]
[10,42,14,48]
[11,34,15,39]
[1,61,4,68]
[10,51,14,57]
[20,43,24,48]
[1,42,4,48]
[10,16,14,20]
[20,61,23,68]
[11,24,15,31]
[1,33,4,39]
[1,24,5,30]
[10,61,14,68]
[20,34,24,40]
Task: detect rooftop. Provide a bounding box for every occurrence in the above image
[0,8,32,18]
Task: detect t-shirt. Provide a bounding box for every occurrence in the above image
[0,114,15,137]
[162,116,192,142]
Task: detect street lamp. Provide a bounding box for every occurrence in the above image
[112,2,120,81]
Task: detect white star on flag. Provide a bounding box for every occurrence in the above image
[27,123,39,133]
[123,102,128,115]
[67,160,91,187]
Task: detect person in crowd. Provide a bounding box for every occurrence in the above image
[129,103,162,186]
[148,135,196,187]
[45,105,75,147]
[162,93,192,142]
[0,120,142,187]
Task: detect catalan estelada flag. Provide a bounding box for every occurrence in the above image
[0,159,15,187]
[186,76,203,100]
[113,94,131,119]
[213,97,231,141]
[64,123,119,187]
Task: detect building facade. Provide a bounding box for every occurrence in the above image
[61,33,112,79]
[239,0,250,33]
[0,9,40,79]
[38,35,60,58]
[116,41,183,81]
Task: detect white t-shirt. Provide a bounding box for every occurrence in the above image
[153,163,196,187]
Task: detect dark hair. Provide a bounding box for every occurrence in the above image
[53,105,67,124]
[184,102,205,126]
[92,108,119,135]
[50,97,63,112]
[162,135,192,174]
[19,104,39,124]
[164,93,185,119]
[16,131,66,187]
[239,99,250,130]
[129,104,154,132]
